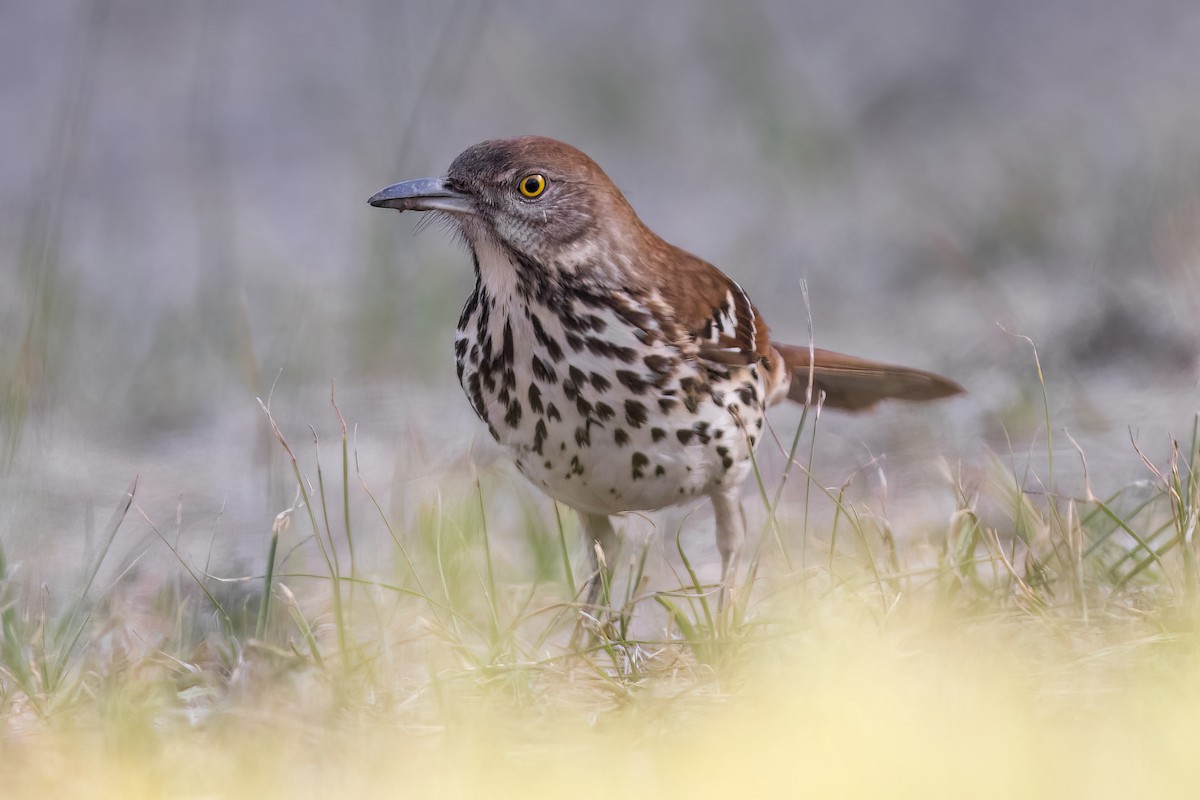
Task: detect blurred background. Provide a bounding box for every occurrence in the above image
[2,0,1198,585]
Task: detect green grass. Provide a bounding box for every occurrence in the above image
[2,366,1199,797]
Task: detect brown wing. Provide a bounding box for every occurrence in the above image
[774,342,964,411]
[651,245,773,366]
[635,243,961,411]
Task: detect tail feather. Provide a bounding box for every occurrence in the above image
[772,342,964,412]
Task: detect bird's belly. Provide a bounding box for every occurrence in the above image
[456,299,766,515]
[504,382,758,515]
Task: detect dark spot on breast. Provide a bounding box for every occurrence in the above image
[528,384,544,414]
[454,339,468,359]
[530,314,565,362]
[547,403,562,422]
[658,397,677,413]
[560,311,588,332]
[576,396,593,418]
[500,320,514,366]
[468,373,486,418]
[631,451,649,480]
[566,332,584,352]
[475,293,490,337]
[569,365,586,385]
[676,429,695,445]
[704,365,731,382]
[458,288,480,330]
[738,385,757,406]
[590,372,611,392]
[531,355,556,384]
[533,419,548,454]
[624,399,648,428]
[651,427,666,442]
[469,343,480,365]
[716,445,733,471]
[643,354,671,374]
[594,401,615,422]
[587,337,637,363]
[574,425,591,447]
[583,337,606,358]
[679,376,706,413]
[570,455,584,475]
[614,428,630,447]
[505,399,522,428]
[616,370,648,394]
[655,465,665,477]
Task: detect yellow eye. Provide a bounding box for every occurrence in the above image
[518,173,547,198]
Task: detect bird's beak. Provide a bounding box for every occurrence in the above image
[367,177,475,215]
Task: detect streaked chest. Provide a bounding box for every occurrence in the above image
[451,246,767,513]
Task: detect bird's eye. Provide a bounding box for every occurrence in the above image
[518,173,547,198]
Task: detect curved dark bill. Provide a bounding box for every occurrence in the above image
[367,177,475,214]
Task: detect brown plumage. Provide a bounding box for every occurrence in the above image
[369,135,963,605]
[774,344,963,410]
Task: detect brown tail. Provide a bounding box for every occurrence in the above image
[772,342,964,412]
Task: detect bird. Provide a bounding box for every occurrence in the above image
[369,136,962,605]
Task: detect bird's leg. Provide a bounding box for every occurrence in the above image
[581,512,618,609]
[711,488,746,609]
[569,512,618,650]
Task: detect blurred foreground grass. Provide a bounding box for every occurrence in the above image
[8,609,1200,799]
[2,394,1199,799]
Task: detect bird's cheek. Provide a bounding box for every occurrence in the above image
[490,218,537,258]
[456,215,492,245]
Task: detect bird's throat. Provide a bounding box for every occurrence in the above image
[468,234,526,310]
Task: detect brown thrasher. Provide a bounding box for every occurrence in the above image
[369,136,962,603]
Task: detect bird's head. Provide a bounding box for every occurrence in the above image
[369,136,645,275]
